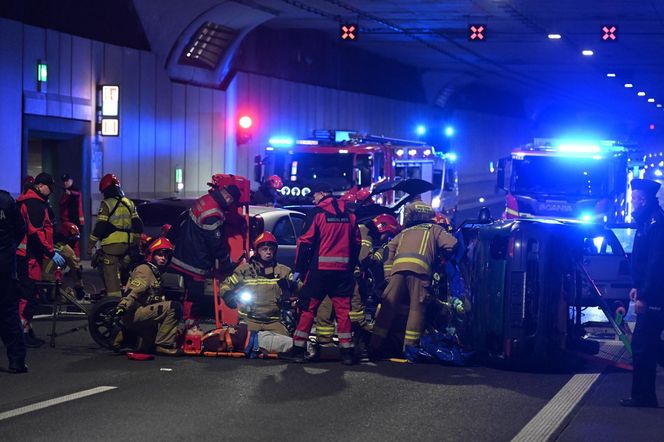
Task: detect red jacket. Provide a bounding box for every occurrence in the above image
[295,195,361,273]
[59,187,85,227]
[17,188,55,280]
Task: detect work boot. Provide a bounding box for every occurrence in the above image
[353,330,371,362]
[7,360,28,374]
[155,345,184,357]
[24,331,45,348]
[403,345,420,363]
[279,345,306,363]
[340,347,356,366]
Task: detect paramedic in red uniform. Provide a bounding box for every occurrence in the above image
[283,182,361,365]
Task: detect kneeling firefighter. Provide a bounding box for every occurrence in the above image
[220,232,297,355]
[114,238,183,356]
[43,222,85,300]
[370,202,458,362]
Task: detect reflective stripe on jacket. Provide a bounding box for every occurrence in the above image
[385,223,457,277]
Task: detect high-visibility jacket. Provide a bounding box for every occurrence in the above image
[384,222,457,277]
[117,263,163,313]
[16,188,55,280]
[58,187,85,227]
[220,258,295,323]
[295,195,361,273]
[89,196,140,247]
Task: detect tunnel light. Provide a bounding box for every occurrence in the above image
[416,125,426,136]
[657,104,663,108]
[548,34,561,40]
[637,91,646,96]
[479,197,485,203]
[445,126,455,137]
[606,73,616,78]
[582,50,594,56]
[624,83,633,88]
[648,98,655,103]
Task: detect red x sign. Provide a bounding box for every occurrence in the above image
[341,24,357,41]
[602,25,617,41]
[469,24,486,41]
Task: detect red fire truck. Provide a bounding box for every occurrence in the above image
[254,130,458,212]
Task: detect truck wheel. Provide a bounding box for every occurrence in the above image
[88,297,121,349]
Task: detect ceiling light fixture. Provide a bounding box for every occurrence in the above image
[624,83,633,88]
[648,98,656,103]
[638,91,646,96]
[548,34,561,40]
[582,50,594,56]
[606,73,616,78]
[657,104,663,108]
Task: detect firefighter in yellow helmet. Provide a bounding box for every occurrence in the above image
[370,201,457,362]
[88,174,143,297]
[114,237,182,356]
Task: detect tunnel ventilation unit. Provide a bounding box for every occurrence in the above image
[178,21,238,71]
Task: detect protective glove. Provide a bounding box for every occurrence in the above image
[52,251,66,268]
[292,272,301,282]
[277,278,292,294]
[114,304,127,317]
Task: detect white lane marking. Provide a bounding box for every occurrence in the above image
[512,373,601,442]
[0,386,117,422]
[160,368,173,372]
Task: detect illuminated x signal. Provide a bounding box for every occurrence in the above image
[469,24,486,41]
[602,25,617,41]
[341,24,357,41]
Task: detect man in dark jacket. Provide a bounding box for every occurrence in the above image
[621,178,664,407]
[170,175,240,322]
[59,173,85,256]
[0,189,28,373]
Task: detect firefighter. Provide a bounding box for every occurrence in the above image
[87,174,143,298]
[16,173,65,347]
[621,179,664,407]
[42,222,85,300]
[370,201,458,362]
[0,189,27,373]
[252,175,283,207]
[114,237,183,356]
[170,174,241,322]
[58,173,85,256]
[314,213,401,360]
[220,232,296,346]
[282,182,361,365]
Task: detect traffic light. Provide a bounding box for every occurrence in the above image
[237,115,253,144]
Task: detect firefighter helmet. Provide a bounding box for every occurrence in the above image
[267,175,284,190]
[432,213,454,232]
[403,201,435,226]
[340,188,358,202]
[59,222,80,240]
[372,214,401,236]
[99,173,120,192]
[146,237,174,262]
[207,174,226,188]
[254,231,278,251]
[355,187,374,204]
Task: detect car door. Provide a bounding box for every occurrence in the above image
[271,214,299,269]
[581,229,632,308]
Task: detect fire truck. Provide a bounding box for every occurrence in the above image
[254,130,458,211]
[496,139,642,223]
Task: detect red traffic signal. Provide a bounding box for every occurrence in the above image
[237,115,253,144]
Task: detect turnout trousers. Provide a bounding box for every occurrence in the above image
[293,271,354,349]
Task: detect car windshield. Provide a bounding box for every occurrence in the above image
[270,152,354,190]
[512,156,609,197]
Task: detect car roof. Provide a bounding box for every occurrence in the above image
[135,198,304,216]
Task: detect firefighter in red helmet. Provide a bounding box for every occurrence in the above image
[170,174,241,323]
[43,222,85,300]
[88,174,143,297]
[114,237,183,356]
[219,232,298,355]
[58,173,85,256]
[252,175,284,207]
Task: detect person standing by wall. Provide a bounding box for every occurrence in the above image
[622,179,664,408]
[59,173,85,256]
[0,188,27,373]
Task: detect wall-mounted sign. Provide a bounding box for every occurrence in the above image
[97,85,120,136]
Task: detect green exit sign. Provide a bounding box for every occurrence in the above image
[37,62,48,82]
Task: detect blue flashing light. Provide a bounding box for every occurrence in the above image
[416,125,427,136]
[446,152,458,162]
[655,169,663,177]
[445,126,455,137]
[557,143,601,153]
[580,213,593,222]
[269,137,294,147]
